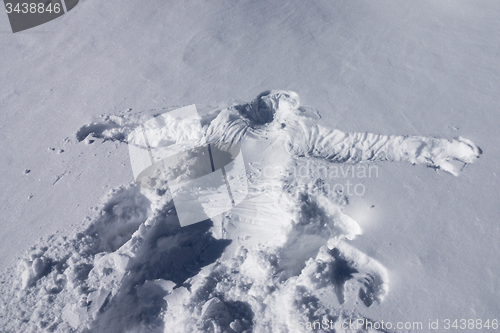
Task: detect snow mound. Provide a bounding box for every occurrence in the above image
[0,182,387,333]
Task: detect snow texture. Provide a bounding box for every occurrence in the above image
[0,0,498,332]
[0,91,481,332]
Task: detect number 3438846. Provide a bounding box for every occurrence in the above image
[5,2,61,14]
[443,319,498,330]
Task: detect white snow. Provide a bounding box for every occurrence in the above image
[1,0,499,332]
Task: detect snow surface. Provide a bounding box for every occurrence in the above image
[1,0,499,332]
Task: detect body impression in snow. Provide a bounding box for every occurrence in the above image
[128,90,481,307]
[2,91,481,333]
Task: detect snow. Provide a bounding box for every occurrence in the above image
[1,0,499,332]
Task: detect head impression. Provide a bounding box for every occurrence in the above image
[238,90,300,125]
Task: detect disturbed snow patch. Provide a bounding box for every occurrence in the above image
[0,181,387,333]
[0,185,152,332]
[0,92,480,332]
[75,104,232,145]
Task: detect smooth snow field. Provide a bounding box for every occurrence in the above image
[0,1,499,332]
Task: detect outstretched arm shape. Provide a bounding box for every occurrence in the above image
[292,123,481,176]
